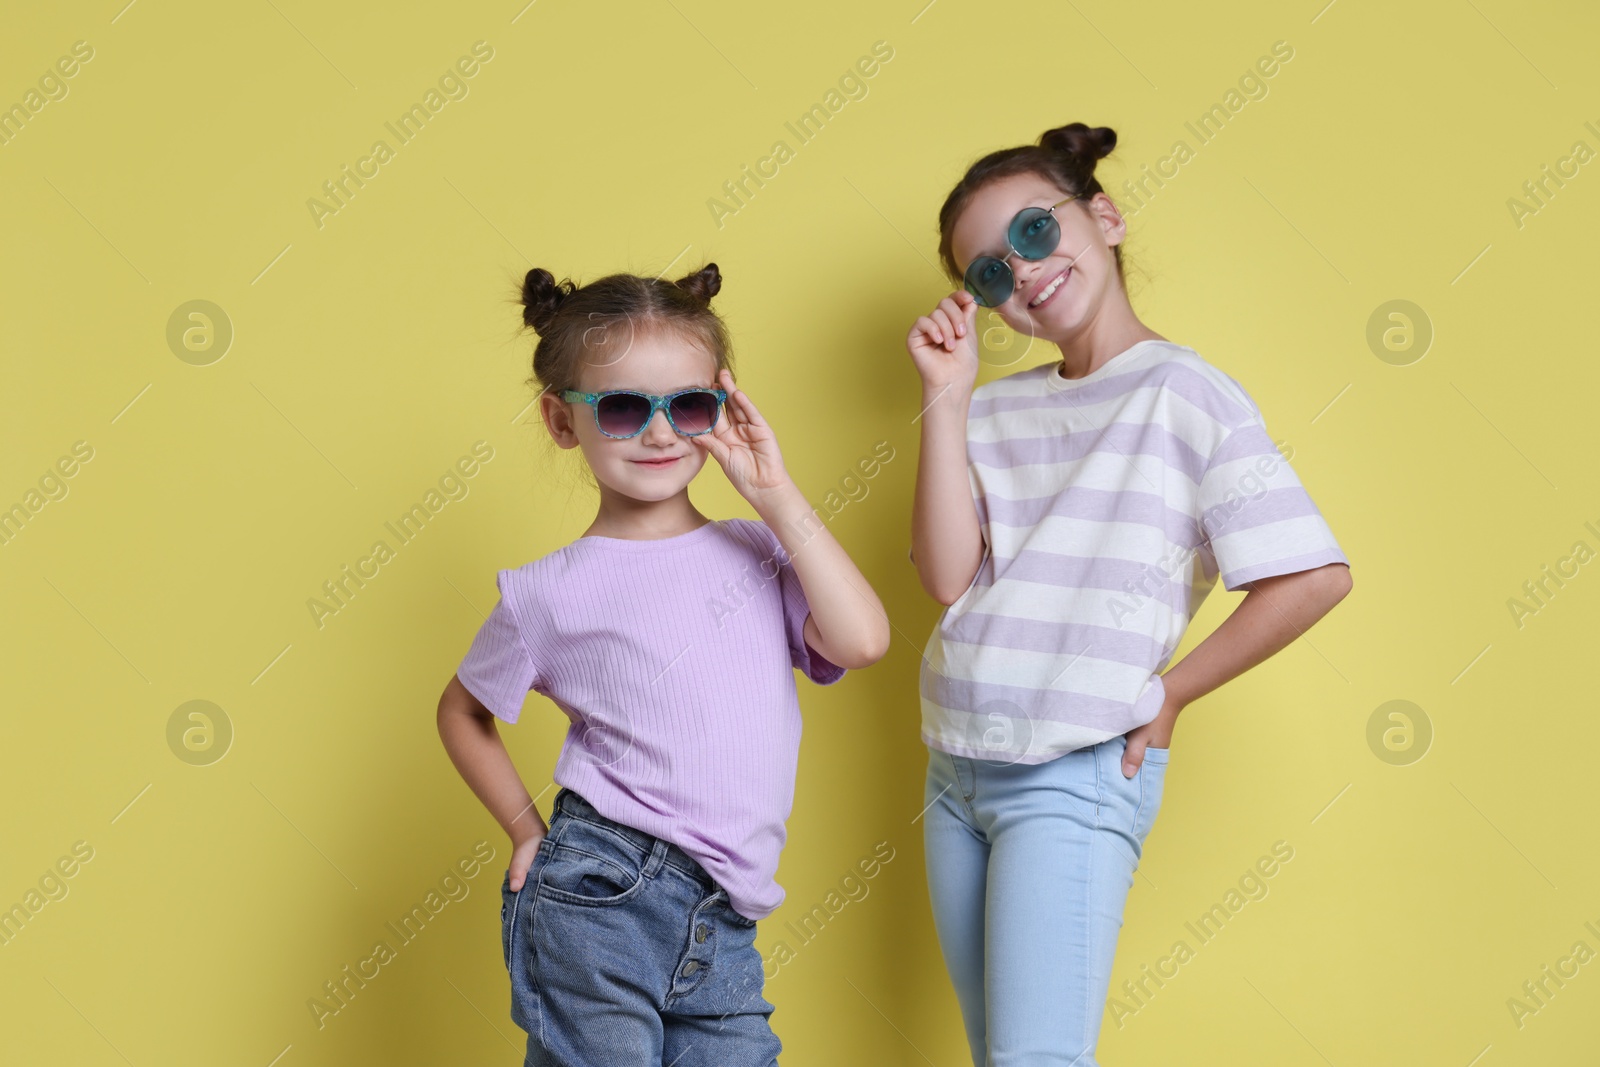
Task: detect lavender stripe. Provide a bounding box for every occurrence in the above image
[982,486,1208,548]
[1222,547,1350,590]
[969,548,1195,616]
[1209,421,1282,466]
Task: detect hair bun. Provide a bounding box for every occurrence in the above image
[521,267,575,333]
[674,263,722,306]
[1039,122,1116,164]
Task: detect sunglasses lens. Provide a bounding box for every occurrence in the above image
[964,256,1013,308]
[595,393,651,437]
[1010,208,1060,260]
[668,391,721,435]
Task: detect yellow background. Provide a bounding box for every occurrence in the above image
[3,0,1597,1063]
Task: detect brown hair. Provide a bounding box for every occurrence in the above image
[936,122,1126,288]
[517,263,734,395]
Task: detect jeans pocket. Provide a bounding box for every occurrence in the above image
[1131,754,1168,841]
[502,838,555,973]
[500,873,514,972]
[536,818,649,907]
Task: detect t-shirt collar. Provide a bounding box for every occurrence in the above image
[1044,338,1161,392]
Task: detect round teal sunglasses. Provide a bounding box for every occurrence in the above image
[963,193,1081,307]
[560,387,727,439]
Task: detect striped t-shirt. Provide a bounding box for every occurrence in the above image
[919,339,1349,764]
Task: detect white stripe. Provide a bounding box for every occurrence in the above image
[973,454,1207,499]
[956,574,1188,634]
[1202,449,1306,491]
[921,702,1120,761]
[968,383,1234,460]
[929,640,1162,702]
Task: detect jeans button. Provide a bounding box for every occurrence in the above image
[682,960,700,977]
[695,923,709,944]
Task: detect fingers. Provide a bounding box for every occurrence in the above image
[957,291,979,327]
[722,369,768,430]
[717,368,747,427]
[723,374,752,435]
[930,308,957,351]
[696,419,757,492]
[690,428,724,461]
[692,382,736,461]
[910,315,944,348]
[923,295,978,353]
[715,369,775,450]
[936,296,969,338]
[1122,739,1144,778]
[910,291,975,351]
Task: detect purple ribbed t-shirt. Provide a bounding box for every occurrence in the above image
[455,517,846,920]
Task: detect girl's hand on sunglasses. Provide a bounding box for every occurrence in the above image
[906,290,980,395]
[691,368,794,505]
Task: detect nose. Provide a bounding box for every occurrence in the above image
[1010,255,1045,293]
[641,407,677,443]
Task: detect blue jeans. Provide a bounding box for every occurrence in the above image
[500,788,781,1066]
[923,735,1169,1066]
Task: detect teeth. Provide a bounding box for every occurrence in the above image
[1030,269,1068,307]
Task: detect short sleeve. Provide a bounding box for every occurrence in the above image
[456,570,540,723]
[1197,422,1349,591]
[777,559,847,685]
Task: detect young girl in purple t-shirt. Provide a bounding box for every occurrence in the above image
[437,263,889,1066]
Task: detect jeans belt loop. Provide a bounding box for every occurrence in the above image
[643,838,669,879]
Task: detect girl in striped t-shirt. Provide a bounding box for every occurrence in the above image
[905,121,1352,1065]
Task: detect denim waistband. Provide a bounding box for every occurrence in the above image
[552,788,717,891]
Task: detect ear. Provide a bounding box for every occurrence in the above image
[1087,191,1128,250]
[539,390,582,449]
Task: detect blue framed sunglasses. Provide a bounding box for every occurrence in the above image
[962,193,1081,308]
[560,387,728,439]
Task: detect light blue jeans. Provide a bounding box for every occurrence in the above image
[923,735,1169,1066]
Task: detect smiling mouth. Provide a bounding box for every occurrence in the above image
[1028,267,1071,308]
[633,456,682,468]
